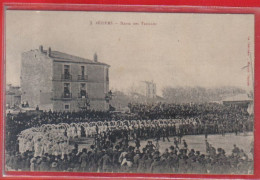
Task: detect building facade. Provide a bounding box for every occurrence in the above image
[21,46,110,111]
[134,81,157,99]
[6,84,22,108]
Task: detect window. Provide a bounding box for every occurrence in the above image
[64,104,70,110]
[80,83,87,98]
[64,65,70,73]
[64,65,70,79]
[81,66,85,76]
[78,66,87,80]
[64,83,71,98]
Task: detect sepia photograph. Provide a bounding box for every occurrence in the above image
[4,10,254,175]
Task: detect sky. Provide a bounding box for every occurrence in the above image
[5,11,254,95]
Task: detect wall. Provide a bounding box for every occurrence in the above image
[21,50,53,110]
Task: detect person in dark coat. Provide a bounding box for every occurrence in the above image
[162,127,170,142]
[144,154,153,173]
[135,138,141,150]
[60,154,69,171]
[89,150,99,172]
[183,140,188,154]
[150,153,162,173]
[99,151,112,172]
[13,153,20,171]
[174,137,179,149]
[137,154,147,173]
[132,150,141,172]
[24,156,31,171]
[39,156,50,171]
[79,148,88,172]
[112,145,121,172]
[50,161,59,172]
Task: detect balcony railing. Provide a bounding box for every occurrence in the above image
[78,92,88,98]
[62,93,72,99]
[61,74,72,80]
[78,75,88,81]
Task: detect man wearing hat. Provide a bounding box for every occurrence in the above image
[232,144,240,156]
[112,145,121,172]
[79,148,88,172]
[135,138,140,150]
[137,153,147,173]
[144,154,153,173]
[195,151,201,161]
[162,127,170,142]
[99,151,112,172]
[88,148,99,172]
[162,148,169,159]
[150,151,161,173]
[178,153,188,173]
[188,149,195,160]
[182,140,188,154]
[132,150,141,172]
[174,137,179,149]
[39,156,50,171]
[146,141,155,154]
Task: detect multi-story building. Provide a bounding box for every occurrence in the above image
[21,45,110,111]
[144,81,157,99]
[134,81,157,99]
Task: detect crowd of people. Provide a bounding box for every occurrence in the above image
[6,136,253,174]
[5,102,254,174]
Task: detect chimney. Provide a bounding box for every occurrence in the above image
[47,47,51,57]
[94,53,98,62]
[39,45,43,52]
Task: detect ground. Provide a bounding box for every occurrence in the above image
[74,132,254,159]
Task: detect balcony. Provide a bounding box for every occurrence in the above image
[61,74,72,81]
[51,93,73,100]
[78,92,88,99]
[78,75,88,81]
[62,92,72,99]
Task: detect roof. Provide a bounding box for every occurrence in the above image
[222,94,253,102]
[42,50,109,66]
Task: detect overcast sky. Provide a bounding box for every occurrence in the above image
[5,11,254,95]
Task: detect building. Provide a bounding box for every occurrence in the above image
[126,81,164,104]
[133,81,157,99]
[222,94,253,106]
[222,94,254,115]
[143,81,157,99]
[21,46,110,111]
[6,84,21,108]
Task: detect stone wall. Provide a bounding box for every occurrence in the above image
[21,50,53,110]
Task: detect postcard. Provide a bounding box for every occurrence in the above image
[4,9,255,176]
